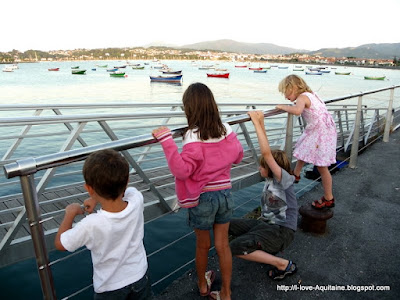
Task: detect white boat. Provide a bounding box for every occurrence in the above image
[2,66,14,72]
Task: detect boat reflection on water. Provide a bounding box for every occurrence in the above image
[150,81,182,86]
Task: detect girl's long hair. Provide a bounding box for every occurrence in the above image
[182,82,226,140]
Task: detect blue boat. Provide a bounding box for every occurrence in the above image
[107,68,119,72]
[150,74,182,82]
[254,70,267,73]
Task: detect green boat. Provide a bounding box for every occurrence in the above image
[364,76,385,80]
[110,72,126,77]
[71,66,79,69]
[335,71,351,75]
[96,64,108,68]
[132,66,145,70]
[71,69,86,75]
[293,68,304,71]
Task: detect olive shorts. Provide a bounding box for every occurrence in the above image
[229,218,294,256]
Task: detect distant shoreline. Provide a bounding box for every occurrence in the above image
[1,60,399,70]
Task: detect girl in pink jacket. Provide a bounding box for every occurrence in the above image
[152,82,243,300]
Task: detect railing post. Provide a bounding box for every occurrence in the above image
[337,110,345,149]
[20,174,56,300]
[349,96,363,169]
[284,113,294,163]
[383,87,394,142]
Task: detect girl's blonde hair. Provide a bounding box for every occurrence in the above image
[278,75,313,98]
[260,150,292,179]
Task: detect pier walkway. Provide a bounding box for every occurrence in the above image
[154,129,400,300]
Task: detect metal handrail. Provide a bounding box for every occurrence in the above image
[0,84,399,299]
[3,110,280,179]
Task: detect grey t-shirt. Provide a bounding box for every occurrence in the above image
[260,168,298,231]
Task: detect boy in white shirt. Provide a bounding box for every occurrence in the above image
[55,149,151,299]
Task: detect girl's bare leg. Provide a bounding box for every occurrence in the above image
[213,222,232,300]
[194,229,211,295]
[317,166,334,200]
[294,160,305,177]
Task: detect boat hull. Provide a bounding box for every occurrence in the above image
[71,70,86,75]
[150,75,183,82]
[364,76,385,80]
[207,73,230,78]
[110,72,126,77]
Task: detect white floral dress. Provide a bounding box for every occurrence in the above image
[293,92,337,166]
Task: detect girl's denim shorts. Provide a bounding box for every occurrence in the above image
[188,189,233,230]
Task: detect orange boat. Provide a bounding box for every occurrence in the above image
[207,73,230,78]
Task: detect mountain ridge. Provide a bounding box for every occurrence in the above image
[155,39,400,59]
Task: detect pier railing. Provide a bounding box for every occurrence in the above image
[1,85,399,299]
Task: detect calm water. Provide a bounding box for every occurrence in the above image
[1,60,399,106]
[0,61,399,299]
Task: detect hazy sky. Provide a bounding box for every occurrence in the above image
[1,0,399,52]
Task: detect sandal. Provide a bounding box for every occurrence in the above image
[209,291,221,300]
[200,270,215,297]
[294,174,301,184]
[268,261,297,280]
[312,196,335,210]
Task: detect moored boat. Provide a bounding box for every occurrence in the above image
[249,67,263,70]
[161,70,182,74]
[71,66,79,69]
[293,68,304,71]
[305,71,323,75]
[254,70,267,73]
[110,71,126,77]
[48,68,60,71]
[335,71,351,75]
[2,66,14,72]
[71,69,86,75]
[207,73,230,78]
[107,68,119,72]
[364,76,386,80]
[132,65,145,70]
[150,74,183,82]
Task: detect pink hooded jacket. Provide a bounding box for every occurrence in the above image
[153,123,244,208]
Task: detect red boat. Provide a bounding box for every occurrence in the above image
[235,65,247,68]
[48,68,60,71]
[249,67,263,70]
[207,73,230,78]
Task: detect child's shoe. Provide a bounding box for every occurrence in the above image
[312,196,335,210]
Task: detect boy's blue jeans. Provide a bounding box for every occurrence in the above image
[94,269,151,300]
